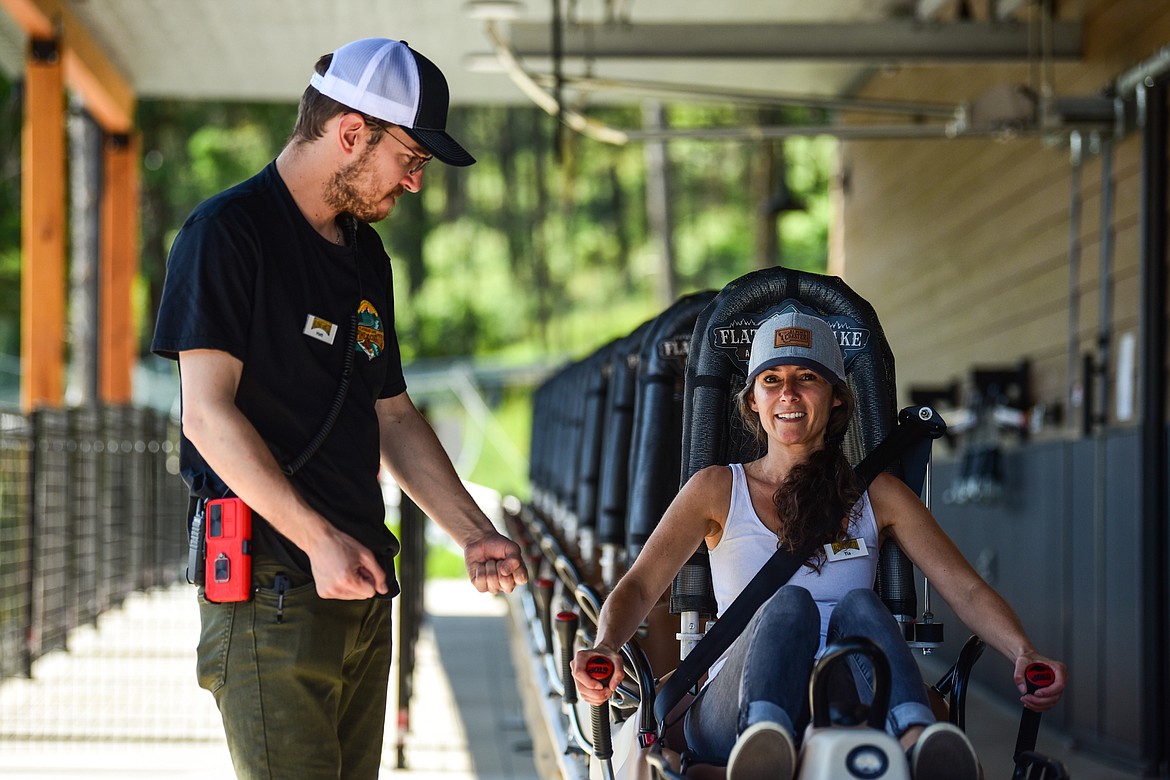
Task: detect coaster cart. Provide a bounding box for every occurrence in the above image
[503,268,1068,780]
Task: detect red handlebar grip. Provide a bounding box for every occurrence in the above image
[1024,663,1055,693]
[585,655,615,683]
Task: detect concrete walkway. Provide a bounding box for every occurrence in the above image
[0,579,539,780]
[0,575,1143,780]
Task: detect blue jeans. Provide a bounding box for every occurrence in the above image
[683,586,936,763]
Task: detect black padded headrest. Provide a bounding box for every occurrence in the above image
[625,290,717,560]
[682,266,899,484]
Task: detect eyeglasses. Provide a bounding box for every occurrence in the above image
[382,126,433,176]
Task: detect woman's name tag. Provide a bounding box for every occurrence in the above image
[824,538,869,562]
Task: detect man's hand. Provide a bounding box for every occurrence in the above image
[306,526,389,600]
[464,531,529,594]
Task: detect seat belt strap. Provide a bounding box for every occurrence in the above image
[652,542,809,723]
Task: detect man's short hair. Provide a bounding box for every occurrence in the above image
[288,54,389,146]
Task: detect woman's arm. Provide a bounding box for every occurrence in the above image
[571,465,730,706]
[870,473,1066,712]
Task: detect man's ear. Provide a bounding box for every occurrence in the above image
[335,112,366,155]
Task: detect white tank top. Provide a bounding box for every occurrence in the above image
[706,463,881,679]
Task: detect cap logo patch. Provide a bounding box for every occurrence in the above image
[774,327,812,349]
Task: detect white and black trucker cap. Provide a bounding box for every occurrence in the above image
[309,37,475,167]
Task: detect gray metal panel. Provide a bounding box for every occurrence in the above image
[1102,431,1142,752]
[940,443,1068,701]
[928,432,1146,765]
[1067,438,1100,739]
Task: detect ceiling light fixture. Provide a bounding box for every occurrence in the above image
[465,1,525,20]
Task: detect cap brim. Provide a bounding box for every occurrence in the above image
[403,127,476,167]
[746,357,841,387]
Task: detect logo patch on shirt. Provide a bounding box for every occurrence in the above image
[355,300,384,361]
[303,315,338,345]
[824,537,869,562]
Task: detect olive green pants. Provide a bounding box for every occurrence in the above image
[196,557,393,780]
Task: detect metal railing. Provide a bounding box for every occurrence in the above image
[0,404,188,684]
[0,402,435,753]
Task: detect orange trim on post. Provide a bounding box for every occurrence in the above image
[0,0,135,132]
[0,0,54,38]
[21,39,67,412]
[99,132,140,404]
[61,13,134,133]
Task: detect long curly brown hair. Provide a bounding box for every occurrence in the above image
[735,376,863,571]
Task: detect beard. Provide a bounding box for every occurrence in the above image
[323,141,403,224]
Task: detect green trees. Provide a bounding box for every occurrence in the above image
[0,84,833,490]
[0,88,834,374]
[0,77,21,398]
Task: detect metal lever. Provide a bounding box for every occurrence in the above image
[585,654,616,780]
[1013,663,1056,766]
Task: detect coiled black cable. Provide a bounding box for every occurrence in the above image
[282,312,357,477]
[282,214,361,477]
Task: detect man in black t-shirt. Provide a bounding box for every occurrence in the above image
[152,38,527,779]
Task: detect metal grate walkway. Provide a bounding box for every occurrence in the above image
[0,579,541,780]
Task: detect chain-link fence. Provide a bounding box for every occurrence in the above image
[0,404,188,703]
[0,403,441,759]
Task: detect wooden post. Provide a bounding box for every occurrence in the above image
[99,132,140,404]
[21,38,67,412]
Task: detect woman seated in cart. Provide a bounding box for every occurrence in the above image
[572,310,1066,780]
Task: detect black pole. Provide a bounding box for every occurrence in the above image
[551,0,564,163]
[1138,77,1169,778]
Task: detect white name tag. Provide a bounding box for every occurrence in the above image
[824,538,869,562]
[303,315,338,345]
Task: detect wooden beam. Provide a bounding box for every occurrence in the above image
[0,0,135,132]
[0,0,53,37]
[60,13,134,133]
[21,39,66,412]
[99,132,140,404]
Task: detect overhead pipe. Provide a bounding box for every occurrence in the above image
[529,72,957,119]
[1118,43,1170,98]
[1065,131,1083,434]
[484,17,1117,145]
[1091,136,1116,760]
[1095,139,1115,429]
[620,122,1104,143]
[484,11,1170,147]
[483,20,629,145]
